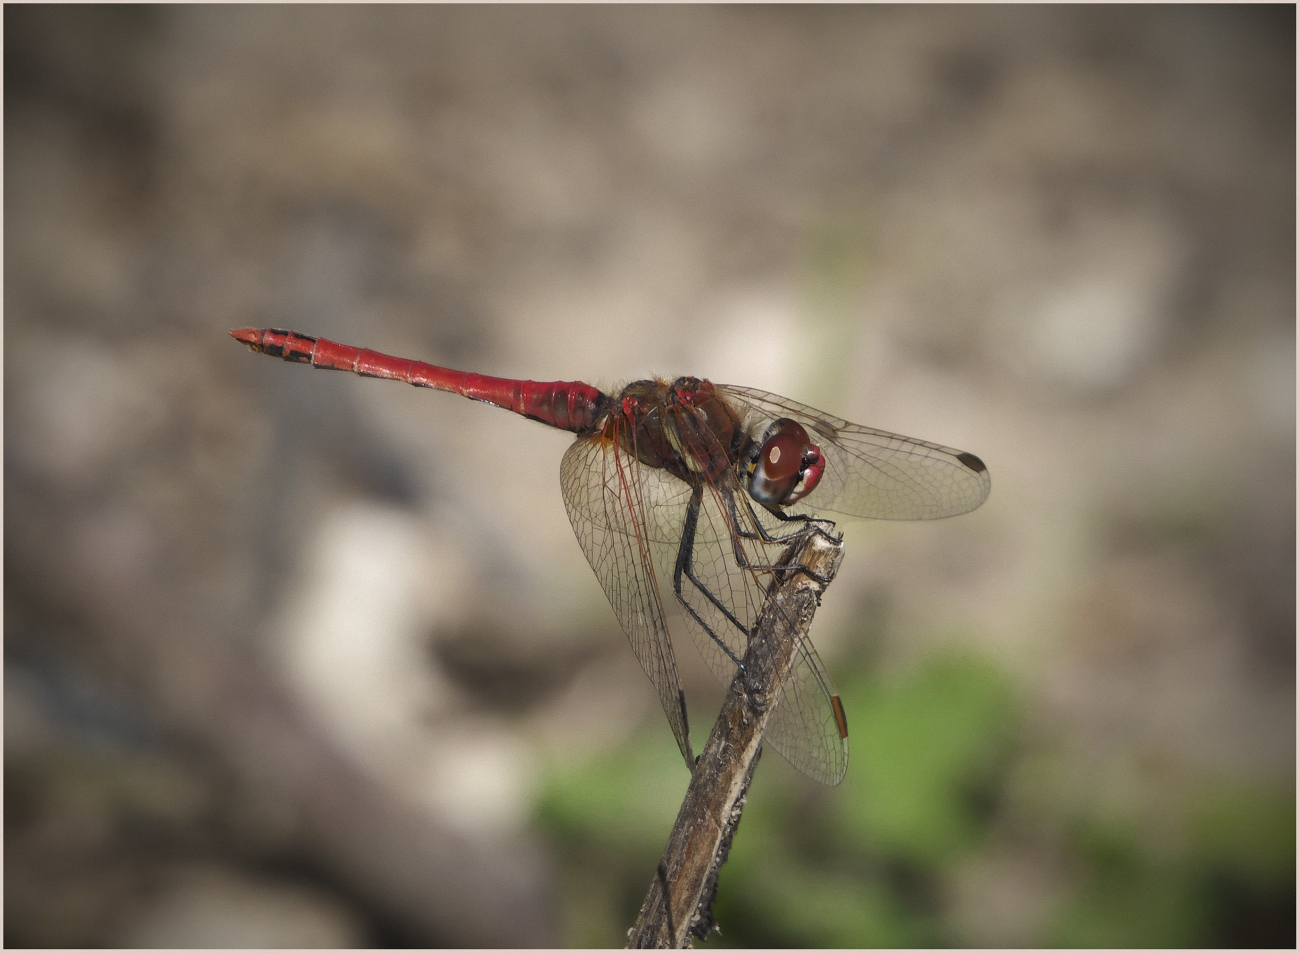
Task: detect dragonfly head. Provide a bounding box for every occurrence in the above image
[745,418,826,509]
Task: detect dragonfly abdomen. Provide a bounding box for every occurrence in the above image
[231,328,612,435]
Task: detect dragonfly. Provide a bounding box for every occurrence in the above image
[231,328,990,785]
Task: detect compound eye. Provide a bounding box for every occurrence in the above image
[760,431,804,481]
[747,419,815,507]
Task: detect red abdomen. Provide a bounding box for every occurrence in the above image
[231,328,612,436]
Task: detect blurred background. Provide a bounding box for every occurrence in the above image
[4,5,1294,948]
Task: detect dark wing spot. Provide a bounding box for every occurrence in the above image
[956,452,987,474]
[831,695,849,739]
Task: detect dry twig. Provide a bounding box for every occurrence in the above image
[626,530,845,948]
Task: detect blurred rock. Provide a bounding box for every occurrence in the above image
[119,865,367,949]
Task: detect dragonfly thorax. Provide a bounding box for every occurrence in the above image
[607,377,743,484]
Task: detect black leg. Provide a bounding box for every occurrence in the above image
[754,496,841,543]
[674,488,748,672]
[723,492,841,586]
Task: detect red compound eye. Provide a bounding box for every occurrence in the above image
[748,418,820,508]
[761,431,804,480]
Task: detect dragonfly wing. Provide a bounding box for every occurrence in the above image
[667,485,849,785]
[716,384,991,521]
[560,436,694,769]
[764,631,849,785]
[562,454,733,546]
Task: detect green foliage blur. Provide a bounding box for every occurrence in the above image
[535,646,1294,947]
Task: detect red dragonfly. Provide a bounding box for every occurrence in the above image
[232,328,990,785]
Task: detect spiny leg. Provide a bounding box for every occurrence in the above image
[723,492,840,586]
[723,484,840,548]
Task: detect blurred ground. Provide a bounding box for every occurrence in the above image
[4,5,1294,948]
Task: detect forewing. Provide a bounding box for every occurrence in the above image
[560,436,693,769]
[716,384,991,521]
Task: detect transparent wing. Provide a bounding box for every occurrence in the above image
[560,436,694,770]
[561,438,734,545]
[716,384,991,521]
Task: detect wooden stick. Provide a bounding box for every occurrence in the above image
[626,530,845,948]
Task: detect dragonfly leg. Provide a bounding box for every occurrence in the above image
[674,488,750,678]
[723,487,840,547]
[724,493,840,586]
[753,499,841,545]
